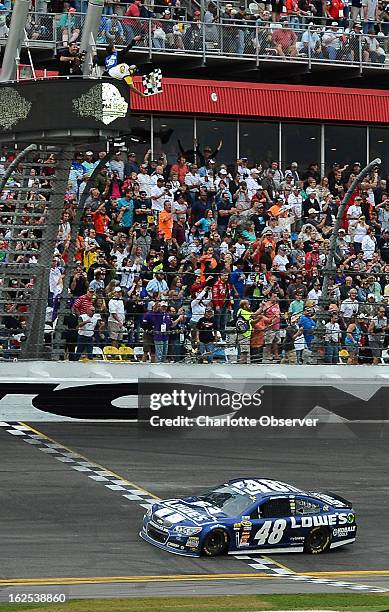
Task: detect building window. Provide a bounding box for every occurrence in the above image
[127,115,151,164]
[153,116,194,164]
[196,119,237,169]
[325,125,367,171]
[281,123,321,174]
[369,127,389,177]
[239,122,279,170]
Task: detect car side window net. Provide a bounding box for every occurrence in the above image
[259,498,291,519]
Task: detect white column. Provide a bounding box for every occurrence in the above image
[237,119,240,160]
[150,114,154,161]
[320,124,325,178]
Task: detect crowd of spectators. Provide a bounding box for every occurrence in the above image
[2,142,389,365]
[1,0,389,65]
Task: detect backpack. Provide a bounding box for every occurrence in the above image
[236,315,249,334]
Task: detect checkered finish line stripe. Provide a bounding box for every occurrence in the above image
[1,422,157,510]
[1,422,387,594]
[233,556,388,593]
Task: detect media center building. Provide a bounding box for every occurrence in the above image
[129,78,389,174]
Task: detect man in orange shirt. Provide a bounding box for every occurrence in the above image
[268,197,286,218]
[92,203,110,252]
[158,201,173,241]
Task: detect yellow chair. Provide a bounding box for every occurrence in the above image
[118,346,135,361]
[103,345,122,361]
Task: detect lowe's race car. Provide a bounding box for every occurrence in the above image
[140,478,357,557]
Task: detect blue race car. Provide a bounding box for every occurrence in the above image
[140,478,357,557]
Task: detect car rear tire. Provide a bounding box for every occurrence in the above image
[202,529,228,556]
[304,526,331,554]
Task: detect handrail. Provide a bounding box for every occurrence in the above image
[1,12,388,73]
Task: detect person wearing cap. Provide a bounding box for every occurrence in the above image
[124,151,139,176]
[184,163,202,204]
[81,151,97,175]
[272,20,298,57]
[149,301,185,363]
[182,9,202,49]
[281,313,304,364]
[146,270,169,299]
[58,42,83,76]
[107,287,125,346]
[193,139,223,168]
[196,307,217,363]
[321,21,342,60]
[74,305,101,361]
[150,177,168,213]
[298,306,316,351]
[272,244,289,272]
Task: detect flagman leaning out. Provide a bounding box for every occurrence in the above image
[101,35,147,97]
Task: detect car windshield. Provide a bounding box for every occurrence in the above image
[198,485,253,518]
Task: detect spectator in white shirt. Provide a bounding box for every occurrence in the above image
[185,163,201,203]
[75,305,101,360]
[150,165,165,189]
[246,168,261,198]
[361,227,376,260]
[340,288,359,321]
[108,287,125,346]
[151,177,168,212]
[272,245,289,271]
[137,164,152,196]
[307,281,322,307]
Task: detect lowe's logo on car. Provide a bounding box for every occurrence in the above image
[290,512,354,528]
[232,479,302,494]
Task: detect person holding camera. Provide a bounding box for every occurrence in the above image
[58,42,85,76]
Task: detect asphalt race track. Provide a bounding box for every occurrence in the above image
[1,422,389,599]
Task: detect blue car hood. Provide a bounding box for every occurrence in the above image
[151,497,228,527]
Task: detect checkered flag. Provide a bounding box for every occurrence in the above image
[142,68,163,96]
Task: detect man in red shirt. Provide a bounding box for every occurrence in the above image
[272,20,297,57]
[171,156,189,186]
[123,0,142,42]
[73,287,96,316]
[211,271,232,340]
[326,0,345,22]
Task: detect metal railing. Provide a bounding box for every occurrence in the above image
[1,12,388,72]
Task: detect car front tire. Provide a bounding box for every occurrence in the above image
[304,526,331,554]
[202,529,229,556]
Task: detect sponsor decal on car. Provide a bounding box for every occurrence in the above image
[186,537,200,548]
[290,512,354,529]
[333,526,357,537]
